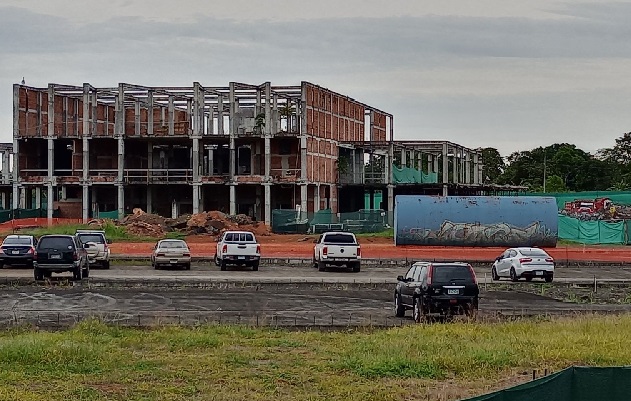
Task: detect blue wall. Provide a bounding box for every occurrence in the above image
[394,196,559,247]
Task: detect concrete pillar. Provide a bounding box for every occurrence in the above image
[465,152,471,184]
[61,185,67,200]
[460,149,466,183]
[264,83,271,191]
[19,188,26,209]
[35,187,41,210]
[426,154,432,173]
[300,185,308,217]
[314,184,321,212]
[147,142,153,180]
[433,154,439,174]
[400,149,406,167]
[116,84,125,220]
[82,185,89,222]
[452,148,459,184]
[192,184,200,214]
[0,193,5,209]
[117,185,124,220]
[229,184,236,215]
[217,95,224,135]
[442,143,449,184]
[47,184,53,220]
[387,184,394,226]
[473,153,480,185]
[146,185,152,214]
[264,183,271,226]
[193,137,200,180]
[2,151,9,184]
[208,147,214,175]
[229,83,236,180]
[300,82,308,184]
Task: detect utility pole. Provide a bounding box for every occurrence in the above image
[543,153,547,192]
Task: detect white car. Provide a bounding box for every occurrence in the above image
[214,231,260,271]
[75,230,111,269]
[313,231,361,272]
[492,247,554,282]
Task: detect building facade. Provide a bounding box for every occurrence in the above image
[12,81,505,225]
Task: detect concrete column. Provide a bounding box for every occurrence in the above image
[217,95,224,135]
[148,90,154,136]
[117,185,124,220]
[426,154,432,173]
[442,143,449,184]
[473,153,480,185]
[61,186,67,200]
[147,142,153,180]
[192,184,200,214]
[400,149,406,167]
[229,184,236,215]
[264,183,271,226]
[146,185,152,214]
[300,82,308,184]
[387,184,394,226]
[0,192,5,209]
[460,149,466,183]
[465,152,471,184]
[433,154,439,174]
[314,184,321,212]
[300,185,308,216]
[46,184,53,220]
[35,187,42,210]
[228,83,236,180]
[2,151,9,184]
[208,147,214,175]
[452,148,459,184]
[264,83,271,185]
[116,84,126,220]
[19,188,26,209]
[82,185,89,222]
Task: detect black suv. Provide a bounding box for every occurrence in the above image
[33,235,90,280]
[394,262,479,322]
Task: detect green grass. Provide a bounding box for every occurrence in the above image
[8,221,185,243]
[355,228,394,238]
[2,316,631,400]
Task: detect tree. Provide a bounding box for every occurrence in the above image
[544,175,568,192]
[481,147,504,183]
[601,132,631,165]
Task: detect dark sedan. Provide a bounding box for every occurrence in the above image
[0,235,37,268]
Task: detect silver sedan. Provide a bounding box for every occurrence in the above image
[151,239,191,270]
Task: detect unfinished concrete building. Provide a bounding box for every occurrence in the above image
[13,81,395,224]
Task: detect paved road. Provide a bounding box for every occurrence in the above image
[1,286,629,328]
[2,264,631,284]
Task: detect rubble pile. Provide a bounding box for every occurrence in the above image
[117,208,271,237]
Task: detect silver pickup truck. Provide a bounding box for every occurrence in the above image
[313,231,361,272]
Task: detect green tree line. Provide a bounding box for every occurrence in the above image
[482,132,631,192]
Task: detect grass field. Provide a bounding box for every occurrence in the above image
[1,316,631,401]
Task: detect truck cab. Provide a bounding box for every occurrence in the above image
[313,231,361,272]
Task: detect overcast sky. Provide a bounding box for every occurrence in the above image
[1,0,630,156]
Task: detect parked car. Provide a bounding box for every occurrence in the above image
[0,235,37,268]
[313,231,361,272]
[394,262,479,322]
[492,247,554,282]
[33,235,90,280]
[214,231,260,271]
[151,239,191,270]
[75,229,111,269]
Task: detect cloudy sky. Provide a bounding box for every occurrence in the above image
[1,0,630,155]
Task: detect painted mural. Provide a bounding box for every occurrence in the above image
[394,196,558,247]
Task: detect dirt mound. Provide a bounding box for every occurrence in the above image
[118,209,271,238]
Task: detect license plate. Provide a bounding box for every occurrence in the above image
[238,256,245,260]
[11,251,19,255]
[50,254,61,259]
[170,259,177,264]
[536,271,543,276]
[447,289,459,295]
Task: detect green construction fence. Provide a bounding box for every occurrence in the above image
[0,208,55,224]
[461,366,631,401]
[271,209,391,234]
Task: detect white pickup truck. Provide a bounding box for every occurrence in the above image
[214,231,261,271]
[313,231,361,272]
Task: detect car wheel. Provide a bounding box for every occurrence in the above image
[252,261,259,271]
[413,297,425,323]
[43,271,52,279]
[73,266,83,281]
[525,276,533,282]
[545,275,553,283]
[312,258,318,268]
[184,263,191,270]
[510,267,518,282]
[83,263,90,278]
[0,262,4,269]
[352,262,361,273]
[394,293,405,317]
[103,261,110,270]
[491,267,499,281]
[33,267,43,281]
[220,260,227,271]
[317,261,326,272]
[214,254,220,267]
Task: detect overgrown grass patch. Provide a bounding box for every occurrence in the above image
[1,316,631,400]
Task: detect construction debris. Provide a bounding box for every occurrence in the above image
[115,209,271,238]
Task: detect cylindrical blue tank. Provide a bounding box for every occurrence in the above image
[394,196,558,247]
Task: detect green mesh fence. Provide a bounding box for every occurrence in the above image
[98,210,119,220]
[531,191,631,210]
[271,209,391,234]
[559,215,626,244]
[0,210,13,224]
[461,367,631,401]
[392,165,438,184]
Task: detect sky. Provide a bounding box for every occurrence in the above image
[1,0,630,156]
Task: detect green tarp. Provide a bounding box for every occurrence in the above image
[392,165,438,184]
[462,367,631,401]
[558,215,626,245]
[532,191,631,210]
[98,210,119,219]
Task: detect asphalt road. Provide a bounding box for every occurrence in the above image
[2,264,631,284]
[2,285,630,329]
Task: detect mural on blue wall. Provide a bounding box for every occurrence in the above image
[395,196,558,247]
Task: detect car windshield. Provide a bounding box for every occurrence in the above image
[38,237,74,250]
[77,234,105,244]
[159,241,187,249]
[519,249,549,257]
[2,237,31,245]
[323,234,356,244]
[432,265,474,284]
